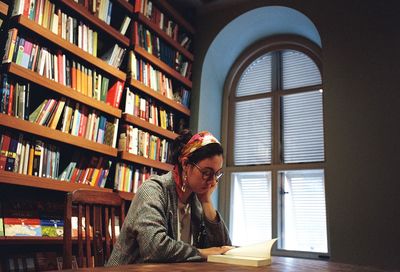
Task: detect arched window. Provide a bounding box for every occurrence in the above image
[222,35,328,257]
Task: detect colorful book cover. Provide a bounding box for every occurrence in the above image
[4,218,42,236]
[40,219,64,237]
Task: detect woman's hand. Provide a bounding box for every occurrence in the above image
[196,181,217,204]
[198,246,234,258]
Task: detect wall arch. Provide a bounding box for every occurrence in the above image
[197,6,321,139]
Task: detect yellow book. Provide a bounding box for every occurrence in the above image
[42,0,49,28]
[93,31,98,57]
[76,63,81,93]
[208,239,277,267]
[27,145,34,176]
[87,70,93,98]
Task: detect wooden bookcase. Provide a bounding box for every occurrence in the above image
[0,0,194,260]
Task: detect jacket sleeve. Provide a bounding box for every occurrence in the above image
[202,211,232,247]
[127,180,203,263]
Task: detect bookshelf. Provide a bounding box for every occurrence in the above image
[0,0,194,264]
[112,0,194,194]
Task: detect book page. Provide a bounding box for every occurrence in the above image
[224,238,278,258]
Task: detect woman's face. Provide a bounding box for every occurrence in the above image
[185,154,223,194]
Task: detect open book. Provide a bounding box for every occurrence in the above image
[207,239,277,267]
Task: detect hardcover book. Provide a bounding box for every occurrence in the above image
[207,239,277,267]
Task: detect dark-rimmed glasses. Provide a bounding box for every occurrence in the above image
[191,162,224,182]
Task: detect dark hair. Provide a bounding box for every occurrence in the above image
[170,129,224,169]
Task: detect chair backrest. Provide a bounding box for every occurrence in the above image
[63,189,125,269]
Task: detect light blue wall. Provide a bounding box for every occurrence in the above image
[196,5,321,207]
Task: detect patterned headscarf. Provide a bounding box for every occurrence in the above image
[179,131,220,161]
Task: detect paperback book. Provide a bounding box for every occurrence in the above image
[207,239,277,267]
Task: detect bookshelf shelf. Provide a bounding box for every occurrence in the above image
[14,15,127,81]
[129,78,190,116]
[135,13,194,61]
[0,171,112,193]
[119,151,173,172]
[59,0,130,47]
[0,1,8,17]
[133,45,192,88]
[0,236,64,245]
[0,114,118,157]
[115,0,134,13]
[5,63,122,118]
[122,113,178,140]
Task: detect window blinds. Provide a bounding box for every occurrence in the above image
[234,98,272,165]
[236,54,272,97]
[282,50,321,90]
[282,90,325,163]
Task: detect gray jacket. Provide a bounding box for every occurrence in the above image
[106,171,231,265]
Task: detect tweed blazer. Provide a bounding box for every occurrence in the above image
[106,171,231,265]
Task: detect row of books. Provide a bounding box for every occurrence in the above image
[58,153,111,187]
[124,87,175,131]
[100,43,126,69]
[29,97,119,147]
[2,29,116,100]
[128,51,174,99]
[114,163,157,193]
[0,75,30,119]
[135,23,192,79]
[0,130,112,187]
[135,0,192,51]
[0,131,60,179]
[118,125,170,163]
[12,0,98,57]
[173,86,190,108]
[1,218,63,237]
[75,0,113,25]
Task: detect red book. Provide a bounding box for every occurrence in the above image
[106,81,123,108]
[7,83,14,116]
[57,50,63,85]
[134,0,142,13]
[78,104,89,137]
[0,132,12,170]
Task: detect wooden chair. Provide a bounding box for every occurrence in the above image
[63,189,125,269]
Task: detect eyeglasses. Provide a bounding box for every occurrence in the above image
[192,162,224,183]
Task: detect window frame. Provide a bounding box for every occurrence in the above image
[220,35,329,259]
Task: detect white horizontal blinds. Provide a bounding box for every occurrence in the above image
[282,50,321,90]
[231,172,272,246]
[234,98,272,165]
[280,170,328,253]
[282,90,325,163]
[236,54,272,97]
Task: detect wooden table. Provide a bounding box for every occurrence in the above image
[69,256,386,271]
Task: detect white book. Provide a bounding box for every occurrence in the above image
[208,239,277,267]
[119,16,131,35]
[51,14,59,35]
[124,87,134,115]
[23,141,30,175]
